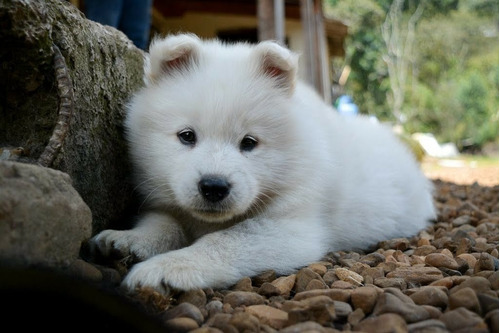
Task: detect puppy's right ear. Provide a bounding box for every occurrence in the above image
[145,34,202,84]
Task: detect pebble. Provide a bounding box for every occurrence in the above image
[98,181,499,332]
[409,286,449,309]
[223,291,265,307]
[372,292,430,323]
[354,313,407,333]
[439,307,487,331]
[425,253,460,270]
[449,287,482,314]
[162,302,204,325]
[245,304,288,329]
[386,266,444,284]
[351,286,379,314]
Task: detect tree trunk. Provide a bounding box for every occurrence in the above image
[0,0,145,233]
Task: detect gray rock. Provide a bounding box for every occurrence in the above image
[439,307,486,331]
[0,161,92,268]
[373,292,430,323]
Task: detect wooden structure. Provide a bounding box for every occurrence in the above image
[152,0,347,103]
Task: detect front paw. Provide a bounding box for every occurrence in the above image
[90,229,154,261]
[122,252,237,292]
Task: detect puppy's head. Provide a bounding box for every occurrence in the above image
[127,34,301,223]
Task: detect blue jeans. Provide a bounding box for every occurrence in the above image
[84,0,153,50]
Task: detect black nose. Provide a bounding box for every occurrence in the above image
[198,177,231,203]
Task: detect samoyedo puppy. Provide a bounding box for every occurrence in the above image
[90,34,435,292]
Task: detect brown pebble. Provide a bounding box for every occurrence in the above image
[178,288,207,308]
[270,274,296,296]
[485,309,499,333]
[414,245,437,256]
[425,253,459,270]
[258,282,281,297]
[232,277,253,291]
[429,277,454,288]
[378,238,410,251]
[439,307,487,332]
[474,252,496,273]
[407,319,447,333]
[163,302,204,325]
[293,288,351,303]
[66,259,103,282]
[280,321,328,333]
[164,317,199,332]
[409,286,449,309]
[228,312,260,332]
[386,266,443,284]
[223,291,265,307]
[295,268,322,293]
[351,286,379,314]
[374,277,407,290]
[372,292,430,323]
[354,313,407,333]
[246,304,288,329]
[252,270,276,287]
[286,295,336,326]
[449,287,482,314]
[347,308,365,326]
[308,263,327,276]
[451,276,492,294]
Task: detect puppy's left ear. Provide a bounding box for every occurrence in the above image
[144,34,202,85]
[253,41,298,94]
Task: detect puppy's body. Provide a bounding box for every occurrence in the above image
[91,34,435,291]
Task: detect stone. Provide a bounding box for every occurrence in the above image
[359,252,386,266]
[190,328,223,333]
[429,277,454,288]
[163,302,204,325]
[452,215,472,227]
[413,245,437,256]
[451,276,491,294]
[306,278,328,290]
[457,253,477,269]
[489,271,499,290]
[474,252,497,273]
[308,263,328,276]
[270,274,296,297]
[280,321,329,333]
[65,259,103,283]
[347,308,365,326]
[294,268,322,293]
[374,277,407,289]
[386,266,443,284]
[232,277,253,291]
[485,309,499,333]
[409,286,449,309]
[205,300,223,317]
[178,288,207,308]
[334,267,363,286]
[439,307,486,332]
[0,161,92,268]
[252,270,276,287]
[351,286,379,314]
[449,287,482,314]
[407,319,448,333]
[425,253,459,270]
[354,313,407,333]
[245,304,288,329]
[293,288,351,303]
[164,317,199,332]
[228,312,260,332]
[333,301,352,318]
[223,291,265,307]
[378,238,410,251]
[258,282,281,297]
[373,292,430,323]
[286,295,336,326]
[477,293,499,314]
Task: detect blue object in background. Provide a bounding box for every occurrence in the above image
[336,95,359,117]
[84,0,153,50]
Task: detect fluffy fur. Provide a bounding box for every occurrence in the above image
[91,34,435,292]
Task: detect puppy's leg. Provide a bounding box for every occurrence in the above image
[122,217,326,292]
[90,212,187,261]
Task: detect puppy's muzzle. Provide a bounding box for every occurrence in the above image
[198,176,231,203]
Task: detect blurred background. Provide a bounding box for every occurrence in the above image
[71,0,499,185]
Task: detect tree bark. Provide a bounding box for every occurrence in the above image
[0,0,145,233]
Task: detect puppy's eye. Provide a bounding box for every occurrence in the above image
[240,135,258,152]
[178,129,196,145]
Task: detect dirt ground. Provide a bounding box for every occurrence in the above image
[422,155,499,186]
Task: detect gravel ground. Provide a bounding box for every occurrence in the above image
[73,179,498,333]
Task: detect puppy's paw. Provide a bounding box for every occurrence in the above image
[122,252,235,292]
[89,229,155,261]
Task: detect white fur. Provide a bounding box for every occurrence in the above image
[90,34,435,292]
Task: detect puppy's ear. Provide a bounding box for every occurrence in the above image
[145,34,202,84]
[253,41,298,94]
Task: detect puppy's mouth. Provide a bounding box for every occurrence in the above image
[191,207,235,223]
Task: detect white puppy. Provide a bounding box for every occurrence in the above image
[91,34,435,292]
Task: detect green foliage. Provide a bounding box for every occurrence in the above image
[325,0,499,150]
